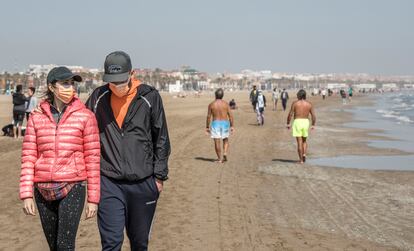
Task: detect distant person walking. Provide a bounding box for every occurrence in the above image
[12,84,28,139]
[272,88,279,110]
[249,85,258,112]
[348,86,353,102]
[321,89,327,100]
[25,87,37,122]
[281,88,289,111]
[229,98,237,110]
[256,90,266,125]
[206,88,234,163]
[287,89,316,164]
[20,66,100,251]
[340,89,347,105]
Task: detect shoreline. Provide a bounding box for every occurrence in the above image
[309,94,414,171]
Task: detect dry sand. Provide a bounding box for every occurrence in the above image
[0,91,413,251]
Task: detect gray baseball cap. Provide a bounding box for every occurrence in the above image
[103,51,132,83]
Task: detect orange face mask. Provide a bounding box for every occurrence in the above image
[51,84,75,104]
[109,78,131,97]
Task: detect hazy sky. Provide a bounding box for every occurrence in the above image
[1,0,413,75]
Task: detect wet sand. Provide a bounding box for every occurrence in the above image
[0,91,413,250]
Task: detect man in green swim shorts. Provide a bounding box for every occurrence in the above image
[286,89,316,164]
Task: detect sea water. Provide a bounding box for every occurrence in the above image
[309,90,414,171]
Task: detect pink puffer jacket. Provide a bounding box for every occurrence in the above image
[19,97,100,204]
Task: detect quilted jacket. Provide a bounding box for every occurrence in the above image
[19,97,100,203]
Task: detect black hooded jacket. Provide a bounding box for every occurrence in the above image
[13,92,28,113]
[85,84,171,181]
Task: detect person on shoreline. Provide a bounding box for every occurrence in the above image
[272,88,279,110]
[286,89,316,164]
[249,85,258,112]
[12,84,28,139]
[281,88,289,111]
[348,86,353,102]
[20,66,100,251]
[85,51,171,250]
[256,90,266,126]
[25,87,37,122]
[206,88,234,163]
[340,89,347,105]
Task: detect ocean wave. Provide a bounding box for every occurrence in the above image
[376,109,399,115]
[395,116,413,123]
[376,109,413,123]
[392,103,414,112]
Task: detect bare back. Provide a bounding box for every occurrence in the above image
[287,99,316,126]
[206,99,234,128]
[293,100,312,119]
[209,99,230,120]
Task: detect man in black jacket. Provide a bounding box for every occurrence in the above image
[249,85,258,112]
[281,88,289,111]
[86,51,171,251]
[12,84,28,139]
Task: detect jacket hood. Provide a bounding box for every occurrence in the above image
[136,83,156,97]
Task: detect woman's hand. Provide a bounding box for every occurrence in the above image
[85,202,98,219]
[23,198,36,216]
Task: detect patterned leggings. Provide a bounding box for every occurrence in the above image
[34,184,86,251]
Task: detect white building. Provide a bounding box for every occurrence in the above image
[28,64,99,77]
[326,83,348,89]
[28,64,57,77]
[354,83,377,90]
[382,83,397,89]
[168,80,183,93]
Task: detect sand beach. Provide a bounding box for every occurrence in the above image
[1,91,413,250]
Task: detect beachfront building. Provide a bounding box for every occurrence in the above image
[28,64,56,78]
[354,83,377,91]
[168,80,183,93]
[134,66,208,91]
[326,83,348,89]
[382,83,398,90]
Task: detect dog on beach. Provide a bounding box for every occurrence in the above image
[2,124,26,137]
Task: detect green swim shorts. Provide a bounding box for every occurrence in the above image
[292,118,310,138]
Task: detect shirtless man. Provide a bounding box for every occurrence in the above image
[206,88,234,163]
[286,89,316,164]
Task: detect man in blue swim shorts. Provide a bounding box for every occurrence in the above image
[206,88,235,163]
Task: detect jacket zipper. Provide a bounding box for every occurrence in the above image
[51,109,64,181]
[119,96,143,175]
[52,124,58,181]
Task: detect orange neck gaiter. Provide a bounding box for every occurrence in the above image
[110,78,141,128]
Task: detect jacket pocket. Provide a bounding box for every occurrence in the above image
[54,154,77,175]
[34,155,44,167]
[74,152,85,175]
[144,142,154,164]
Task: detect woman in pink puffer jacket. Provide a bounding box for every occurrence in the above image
[19,66,100,251]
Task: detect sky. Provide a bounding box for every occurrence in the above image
[0,0,413,75]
